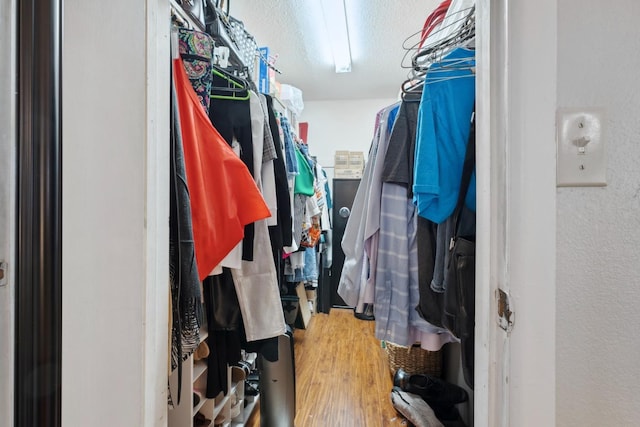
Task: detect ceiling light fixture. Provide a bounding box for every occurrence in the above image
[320,0,352,73]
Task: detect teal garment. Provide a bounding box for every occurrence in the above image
[293,145,315,196]
[413,47,476,224]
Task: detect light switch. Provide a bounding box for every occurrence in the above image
[557,108,606,187]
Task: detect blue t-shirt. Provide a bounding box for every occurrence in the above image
[387,104,400,135]
[413,47,476,224]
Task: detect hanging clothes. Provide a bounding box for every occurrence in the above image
[230,90,287,343]
[337,106,394,310]
[381,96,421,198]
[375,95,456,350]
[361,103,400,311]
[258,94,279,227]
[413,47,476,224]
[264,94,293,250]
[208,74,257,261]
[202,269,242,398]
[169,75,202,373]
[315,162,331,232]
[375,182,456,350]
[293,145,315,196]
[173,57,270,280]
[280,116,299,176]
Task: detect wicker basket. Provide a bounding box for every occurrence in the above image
[383,341,442,378]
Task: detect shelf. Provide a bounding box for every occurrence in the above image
[231,394,260,426]
[212,394,230,421]
[229,381,240,398]
[192,396,208,417]
[207,12,245,70]
[199,325,209,343]
[244,394,259,419]
[193,360,208,382]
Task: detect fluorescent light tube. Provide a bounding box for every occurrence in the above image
[320,0,352,73]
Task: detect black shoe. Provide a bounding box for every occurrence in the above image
[393,368,468,406]
[430,403,461,421]
[193,412,211,427]
[354,303,375,321]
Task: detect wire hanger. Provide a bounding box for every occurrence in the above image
[401,5,475,70]
[255,48,283,75]
[399,3,475,96]
[412,6,475,67]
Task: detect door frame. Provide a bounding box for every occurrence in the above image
[475,0,506,425]
[475,1,557,426]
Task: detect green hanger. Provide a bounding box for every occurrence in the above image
[210,67,250,100]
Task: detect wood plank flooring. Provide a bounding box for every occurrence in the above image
[246,309,408,427]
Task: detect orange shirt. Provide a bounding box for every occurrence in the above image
[173,58,270,280]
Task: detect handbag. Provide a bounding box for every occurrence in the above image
[442,107,476,388]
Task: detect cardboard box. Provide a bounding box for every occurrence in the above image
[334,151,350,169]
[334,168,363,179]
[348,152,365,170]
[295,283,312,329]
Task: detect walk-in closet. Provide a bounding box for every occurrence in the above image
[167,0,476,426]
[7,0,639,426]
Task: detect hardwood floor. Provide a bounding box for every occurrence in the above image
[246,308,407,427]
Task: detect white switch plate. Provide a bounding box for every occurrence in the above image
[557,108,607,187]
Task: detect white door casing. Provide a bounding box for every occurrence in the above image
[476,0,557,426]
[476,1,511,425]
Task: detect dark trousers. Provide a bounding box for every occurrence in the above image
[209,94,255,261]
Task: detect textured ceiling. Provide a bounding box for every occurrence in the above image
[228,0,442,101]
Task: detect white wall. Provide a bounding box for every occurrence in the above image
[556,1,640,425]
[0,1,15,426]
[299,98,398,170]
[62,1,169,426]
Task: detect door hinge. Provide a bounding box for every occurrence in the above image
[496,288,514,332]
[0,261,7,287]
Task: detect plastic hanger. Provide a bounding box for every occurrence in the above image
[210,65,250,100]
